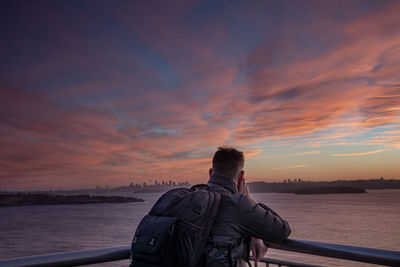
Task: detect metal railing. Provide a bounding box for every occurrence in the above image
[257,257,321,267]
[0,239,399,267]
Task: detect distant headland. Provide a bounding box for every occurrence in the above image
[0,193,144,207]
[248,178,400,193]
[294,186,366,194]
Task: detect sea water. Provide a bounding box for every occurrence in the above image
[0,190,399,266]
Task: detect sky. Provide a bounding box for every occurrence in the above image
[0,0,399,190]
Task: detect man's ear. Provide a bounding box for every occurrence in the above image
[209,168,213,178]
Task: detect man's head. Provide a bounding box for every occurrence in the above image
[210,146,244,182]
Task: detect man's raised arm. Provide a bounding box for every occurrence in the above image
[237,179,291,243]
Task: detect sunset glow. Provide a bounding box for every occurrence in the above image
[1,1,399,190]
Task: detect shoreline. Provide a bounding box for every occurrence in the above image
[0,193,144,207]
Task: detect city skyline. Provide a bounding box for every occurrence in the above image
[1,1,399,190]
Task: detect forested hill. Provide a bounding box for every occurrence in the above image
[248,179,400,193]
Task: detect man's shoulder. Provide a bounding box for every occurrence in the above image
[223,193,257,210]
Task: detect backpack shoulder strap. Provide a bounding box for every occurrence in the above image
[191,183,230,196]
[208,190,221,219]
[190,184,222,217]
[190,184,208,191]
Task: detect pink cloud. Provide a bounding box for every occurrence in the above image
[234,1,400,142]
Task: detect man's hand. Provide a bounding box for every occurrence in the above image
[237,177,250,196]
[250,237,268,262]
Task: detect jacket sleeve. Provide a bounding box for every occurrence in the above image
[236,195,291,243]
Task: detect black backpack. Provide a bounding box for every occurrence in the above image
[130,184,221,267]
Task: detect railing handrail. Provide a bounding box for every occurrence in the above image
[266,239,400,266]
[0,246,131,267]
[0,246,130,267]
[0,239,399,267]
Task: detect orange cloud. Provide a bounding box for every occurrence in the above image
[332,149,385,157]
[263,150,320,159]
[244,149,263,157]
[275,164,307,170]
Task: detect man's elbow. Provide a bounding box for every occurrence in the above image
[281,220,291,241]
[271,220,291,243]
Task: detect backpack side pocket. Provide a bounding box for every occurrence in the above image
[131,215,178,266]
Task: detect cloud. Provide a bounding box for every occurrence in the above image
[0,86,234,188]
[332,149,385,157]
[275,164,307,170]
[263,150,320,159]
[1,1,399,189]
[244,149,263,157]
[234,1,400,142]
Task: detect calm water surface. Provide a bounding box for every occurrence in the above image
[0,190,399,266]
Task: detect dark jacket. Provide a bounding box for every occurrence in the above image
[202,174,291,267]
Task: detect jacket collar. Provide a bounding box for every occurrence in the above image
[207,173,238,195]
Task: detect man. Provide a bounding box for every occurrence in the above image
[202,146,290,266]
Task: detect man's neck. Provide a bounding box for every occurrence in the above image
[207,173,238,194]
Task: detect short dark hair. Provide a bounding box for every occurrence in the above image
[212,146,244,180]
